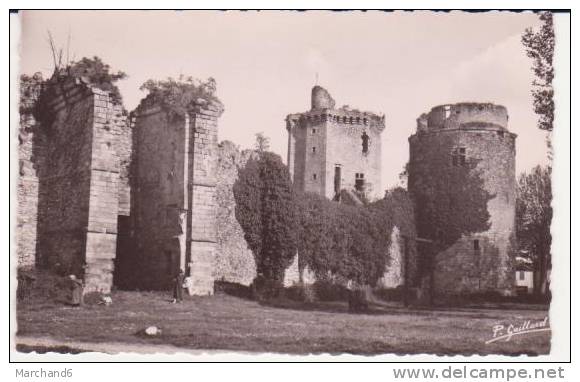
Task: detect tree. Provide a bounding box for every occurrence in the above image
[295,192,338,282]
[516,165,552,296]
[254,132,270,152]
[522,12,555,133]
[233,151,298,290]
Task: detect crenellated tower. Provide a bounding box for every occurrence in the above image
[408,102,517,295]
[286,85,385,201]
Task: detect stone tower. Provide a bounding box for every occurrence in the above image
[408,102,517,295]
[286,86,385,201]
[125,95,223,294]
[25,75,131,294]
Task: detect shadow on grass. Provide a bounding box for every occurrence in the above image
[16,344,86,354]
[257,294,548,321]
[214,281,253,300]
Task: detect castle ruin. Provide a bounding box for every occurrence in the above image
[286,86,385,201]
[17,72,222,295]
[117,94,223,293]
[17,72,516,297]
[408,102,517,295]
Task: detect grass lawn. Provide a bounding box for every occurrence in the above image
[16,290,550,356]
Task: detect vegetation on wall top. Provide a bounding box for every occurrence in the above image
[139,76,223,117]
[32,56,128,127]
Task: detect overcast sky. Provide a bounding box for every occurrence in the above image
[18,10,553,189]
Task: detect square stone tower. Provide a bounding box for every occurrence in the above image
[127,95,223,294]
[26,75,131,294]
[286,86,385,201]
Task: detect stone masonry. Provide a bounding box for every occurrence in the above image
[286,86,385,201]
[17,72,224,295]
[127,95,222,293]
[215,141,257,286]
[408,103,517,295]
[17,73,43,269]
[18,73,515,297]
[30,75,131,293]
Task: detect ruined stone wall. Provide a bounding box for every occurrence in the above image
[85,88,129,292]
[130,104,187,289]
[17,74,43,269]
[408,103,516,295]
[31,77,128,293]
[215,141,257,285]
[189,102,221,295]
[35,80,96,277]
[130,97,221,293]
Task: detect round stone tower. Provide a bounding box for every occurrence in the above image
[408,102,517,295]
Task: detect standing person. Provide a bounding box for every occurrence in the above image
[172,269,185,303]
[69,275,83,307]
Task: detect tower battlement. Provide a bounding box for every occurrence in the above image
[416,102,510,133]
[286,108,385,131]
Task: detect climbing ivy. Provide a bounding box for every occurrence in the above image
[407,135,493,279]
[296,187,416,287]
[233,151,298,286]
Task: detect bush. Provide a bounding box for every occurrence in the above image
[250,275,285,301]
[284,283,316,303]
[233,152,298,286]
[374,287,405,302]
[312,280,349,301]
[348,289,370,313]
[297,188,416,289]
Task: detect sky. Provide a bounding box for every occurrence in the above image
[18,10,552,190]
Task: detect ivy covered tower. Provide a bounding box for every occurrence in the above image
[286,85,385,201]
[408,102,517,295]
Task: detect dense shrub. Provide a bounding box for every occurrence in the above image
[312,280,350,301]
[233,148,417,303]
[233,152,298,287]
[296,188,415,289]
